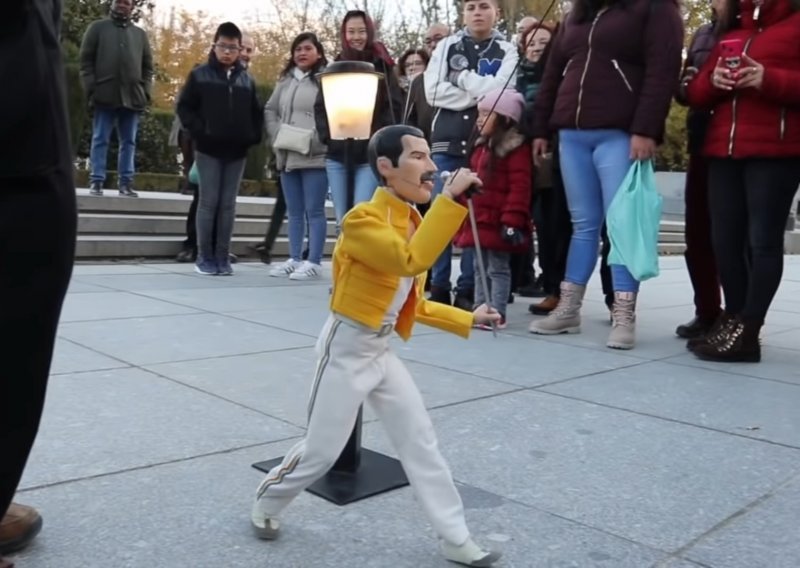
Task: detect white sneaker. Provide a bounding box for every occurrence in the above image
[440,537,501,567]
[289,261,322,281]
[269,259,302,278]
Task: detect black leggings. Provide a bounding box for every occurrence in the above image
[708,158,800,321]
[0,166,76,517]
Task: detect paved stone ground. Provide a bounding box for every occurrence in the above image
[8,257,800,568]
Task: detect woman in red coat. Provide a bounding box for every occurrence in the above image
[686,0,800,362]
[455,88,532,329]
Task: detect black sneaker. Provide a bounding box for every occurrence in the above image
[118,184,139,198]
[89,182,103,196]
[175,248,196,263]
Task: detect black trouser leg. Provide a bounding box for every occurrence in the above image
[183,184,199,251]
[0,167,76,517]
[263,177,287,252]
[600,224,613,307]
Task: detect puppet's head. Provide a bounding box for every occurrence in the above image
[368,125,438,204]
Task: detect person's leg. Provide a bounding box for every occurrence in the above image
[472,247,486,308]
[259,178,287,263]
[214,157,247,273]
[430,154,467,303]
[487,250,512,323]
[593,130,637,349]
[681,154,721,331]
[599,225,613,310]
[179,131,195,194]
[88,108,115,192]
[115,108,140,195]
[708,158,748,316]
[0,166,76,526]
[194,152,223,272]
[279,170,305,262]
[252,319,384,530]
[530,130,601,335]
[302,168,329,266]
[325,159,348,227]
[368,351,500,565]
[353,164,378,205]
[741,159,800,320]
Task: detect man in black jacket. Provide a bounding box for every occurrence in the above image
[177,22,263,276]
[80,0,154,197]
[0,2,76,565]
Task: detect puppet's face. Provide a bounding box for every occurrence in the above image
[378,135,437,205]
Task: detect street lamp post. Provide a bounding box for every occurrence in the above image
[253,61,410,506]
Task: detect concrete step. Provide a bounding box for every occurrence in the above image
[78,213,339,238]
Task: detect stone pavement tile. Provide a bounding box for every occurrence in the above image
[19,367,302,489]
[361,390,800,551]
[60,291,201,323]
[57,313,315,366]
[232,306,343,337]
[73,273,234,291]
[653,559,708,568]
[50,337,130,375]
[666,347,800,387]
[13,444,663,568]
[67,281,114,294]
[393,328,643,387]
[685,476,800,568]
[72,264,165,276]
[763,328,800,352]
[146,349,519,429]
[140,285,329,314]
[540,361,800,448]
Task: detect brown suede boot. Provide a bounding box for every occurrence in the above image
[0,504,42,555]
[528,294,559,316]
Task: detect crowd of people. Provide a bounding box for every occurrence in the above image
[3,0,800,566]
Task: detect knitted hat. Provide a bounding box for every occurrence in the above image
[477,88,525,123]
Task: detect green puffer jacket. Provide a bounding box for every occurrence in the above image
[79,17,154,111]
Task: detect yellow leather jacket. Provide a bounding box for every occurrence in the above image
[330,187,474,340]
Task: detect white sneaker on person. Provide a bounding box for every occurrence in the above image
[269,259,303,278]
[289,261,322,281]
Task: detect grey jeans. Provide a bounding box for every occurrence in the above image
[194,151,246,261]
[473,248,512,319]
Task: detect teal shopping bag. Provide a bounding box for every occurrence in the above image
[188,162,200,185]
[607,160,663,281]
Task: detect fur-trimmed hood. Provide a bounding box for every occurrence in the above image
[476,127,526,158]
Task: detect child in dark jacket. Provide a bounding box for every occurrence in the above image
[455,88,532,328]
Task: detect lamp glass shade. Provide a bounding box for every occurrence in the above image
[319,62,382,140]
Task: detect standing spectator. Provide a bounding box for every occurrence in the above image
[265,33,329,280]
[424,0,518,310]
[398,49,429,98]
[686,0,800,362]
[454,88,531,328]
[177,22,263,276]
[514,16,540,53]
[405,23,450,139]
[673,0,723,340]
[79,0,153,198]
[315,10,403,226]
[1,1,76,565]
[529,0,684,350]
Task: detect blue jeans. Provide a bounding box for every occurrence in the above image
[559,129,639,292]
[89,107,140,186]
[280,168,328,265]
[325,159,379,225]
[430,153,474,293]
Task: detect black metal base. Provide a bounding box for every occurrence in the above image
[252,449,409,506]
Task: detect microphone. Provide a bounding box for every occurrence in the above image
[437,170,482,197]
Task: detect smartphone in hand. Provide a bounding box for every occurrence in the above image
[720,39,744,74]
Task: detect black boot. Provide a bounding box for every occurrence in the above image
[453,288,474,311]
[693,317,762,363]
[687,313,735,352]
[429,286,451,305]
[89,181,103,196]
[675,316,717,339]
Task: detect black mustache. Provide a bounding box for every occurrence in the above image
[420,171,437,183]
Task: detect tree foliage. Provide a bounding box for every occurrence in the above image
[62,0,155,55]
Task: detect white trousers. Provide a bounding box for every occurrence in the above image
[254,313,470,545]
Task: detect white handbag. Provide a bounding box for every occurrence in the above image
[272,123,313,155]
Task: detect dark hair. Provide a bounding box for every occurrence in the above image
[571,0,631,23]
[397,49,430,77]
[368,125,426,183]
[340,10,395,66]
[214,22,242,43]
[280,32,328,78]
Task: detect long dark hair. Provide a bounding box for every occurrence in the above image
[280,32,328,78]
[339,10,395,66]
